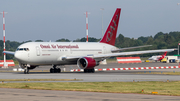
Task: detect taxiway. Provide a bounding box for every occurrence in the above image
[1,62,180,101]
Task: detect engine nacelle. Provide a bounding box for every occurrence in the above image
[77,57,98,69]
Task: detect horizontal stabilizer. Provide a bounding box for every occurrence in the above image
[3,51,15,55]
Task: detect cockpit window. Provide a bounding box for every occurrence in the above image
[16,48,29,51]
[19,48,23,51]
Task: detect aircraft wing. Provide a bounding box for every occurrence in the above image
[65,48,175,60]
[3,51,15,55]
[111,45,152,52]
[94,49,175,58]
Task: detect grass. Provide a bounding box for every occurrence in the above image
[106,57,149,63]
[0,79,82,82]
[14,60,19,65]
[1,81,180,96]
[137,71,180,75]
[140,57,149,61]
[106,58,117,63]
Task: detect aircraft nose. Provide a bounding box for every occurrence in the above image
[14,52,22,61]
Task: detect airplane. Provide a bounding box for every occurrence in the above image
[148,52,167,62]
[3,8,175,74]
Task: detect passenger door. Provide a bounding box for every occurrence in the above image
[36,46,40,56]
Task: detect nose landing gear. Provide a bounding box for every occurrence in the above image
[22,65,36,74]
[24,67,29,74]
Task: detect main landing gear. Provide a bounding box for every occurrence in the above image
[84,68,95,73]
[50,65,61,73]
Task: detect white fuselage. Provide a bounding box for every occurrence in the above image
[148,55,161,61]
[14,42,117,66]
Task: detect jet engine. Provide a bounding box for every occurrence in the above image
[77,57,99,69]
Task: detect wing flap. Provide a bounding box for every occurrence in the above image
[95,49,175,58]
[111,45,152,52]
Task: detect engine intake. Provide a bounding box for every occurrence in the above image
[77,57,97,69]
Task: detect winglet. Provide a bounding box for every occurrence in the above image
[100,8,121,46]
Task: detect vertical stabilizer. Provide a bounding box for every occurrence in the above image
[158,52,167,60]
[100,8,121,46]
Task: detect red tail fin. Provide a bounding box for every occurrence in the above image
[100,8,121,46]
[158,52,167,60]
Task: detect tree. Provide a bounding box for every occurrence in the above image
[35,40,43,42]
[145,36,153,45]
[154,32,164,40]
[0,31,180,59]
[73,37,100,42]
[115,34,124,47]
[56,38,70,42]
[138,36,149,43]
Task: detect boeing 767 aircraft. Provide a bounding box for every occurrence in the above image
[4,8,175,74]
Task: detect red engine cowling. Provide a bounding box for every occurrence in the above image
[77,57,97,69]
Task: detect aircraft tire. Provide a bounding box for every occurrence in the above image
[27,69,29,74]
[57,68,61,73]
[24,69,27,74]
[54,69,57,73]
[50,68,53,73]
[84,69,95,73]
[52,69,55,73]
[24,69,29,74]
[91,69,95,73]
[84,69,87,73]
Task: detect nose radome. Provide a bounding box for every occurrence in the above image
[14,52,22,61]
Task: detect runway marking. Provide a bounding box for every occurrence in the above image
[70,66,180,72]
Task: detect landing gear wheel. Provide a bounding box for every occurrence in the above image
[24,68,29,74]
[50,68,53,73]
[24,69,27,74]
[84,69,87,73]
[91,68,95,73]
[57,68,61,73]
[27,69,29,74]
[50,67,61,73]
[84,68,95,73]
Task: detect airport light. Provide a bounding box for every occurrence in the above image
[178,3,180,55]
[100,8,104,37]
[84,11,90,42]
[0,11,8,68]
[178,43,180,55]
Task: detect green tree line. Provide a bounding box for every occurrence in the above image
[1,31,179,60]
